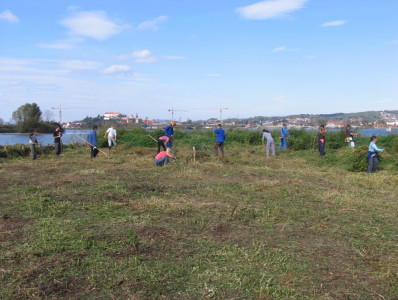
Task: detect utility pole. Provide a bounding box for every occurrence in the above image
[193,107,229,124]
[168,107,187,121]
[219,107,229,124]
[51,106,70,124]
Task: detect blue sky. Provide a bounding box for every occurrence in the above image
[0,0,397,122]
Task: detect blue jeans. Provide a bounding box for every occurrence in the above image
[155,156,169,166]
[319,140,325,157]
[278,138,287,151]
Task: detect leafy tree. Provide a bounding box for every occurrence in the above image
[12,103,42,132]
[43,110,54,122]
[315,118,328,126]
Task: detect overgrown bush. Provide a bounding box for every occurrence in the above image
[345,146,369,172]
[288,130,313,150]
[0,145,55,158]
[391,137,398,154]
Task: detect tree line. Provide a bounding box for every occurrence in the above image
[0,103,61,133]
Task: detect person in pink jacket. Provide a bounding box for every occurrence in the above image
[154,148,175,167]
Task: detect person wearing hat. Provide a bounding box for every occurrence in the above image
[277,124,290,151]
[164,121,176,148]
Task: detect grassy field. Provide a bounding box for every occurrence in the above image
[1,141,397,299]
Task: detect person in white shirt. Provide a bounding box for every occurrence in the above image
[104,124,117,150]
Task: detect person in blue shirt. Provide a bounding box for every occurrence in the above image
[87,125,99,158]
[277,124,290,151]
[214,123,226,158]
[163,121,176,148]
[367,135,385,173]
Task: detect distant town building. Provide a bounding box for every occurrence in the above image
[325,121,345,128]
[63,122,82,128]
[142,119,156,125]
[103,112,120,120]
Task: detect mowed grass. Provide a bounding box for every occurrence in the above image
[1,144,397,299]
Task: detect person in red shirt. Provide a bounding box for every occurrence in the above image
[154,148,175,167]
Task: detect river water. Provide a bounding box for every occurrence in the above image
[0,128,396,146]
[0,129,91,146]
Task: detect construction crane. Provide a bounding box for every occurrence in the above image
[51,106,71,124]
[194,107,229,124]
[168,107,187,121]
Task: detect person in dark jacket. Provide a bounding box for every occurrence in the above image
[214,124,226,158]
[163,121,176,148]
[53,126,62,156]
[87,125,99,158]
[346,124,357,148]
[318,125,326,157]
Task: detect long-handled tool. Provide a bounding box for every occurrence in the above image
[74,135,109,158]
[148,134,158,142]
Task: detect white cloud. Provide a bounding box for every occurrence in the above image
[132,50,157,63]
[60,11,127,40]
[101,65,132,75]
[37,37,84,49]
[321,20,347,27]
[272,46,298,52]
[236,0,308,20]
[0,9,19,23]
[305,55,316,59]
[117,50,157,63]
[272,46,286,52]
[137,16,168,31]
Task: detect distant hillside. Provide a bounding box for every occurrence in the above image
[224,110,398,124]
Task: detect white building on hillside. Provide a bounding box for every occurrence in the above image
[103,112,120,120]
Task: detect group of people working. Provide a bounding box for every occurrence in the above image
[28,122,385,173]
[261,123,385,173]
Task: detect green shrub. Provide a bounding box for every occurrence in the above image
[345,146,369,172]
[391,137,398,154]
[0,144,55,158]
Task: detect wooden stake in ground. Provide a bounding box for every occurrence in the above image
[74,135,109,158]
[312,132,317,151]
[193,146,196,163]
